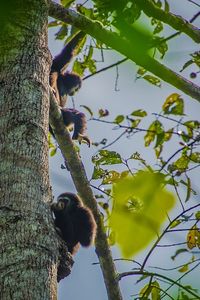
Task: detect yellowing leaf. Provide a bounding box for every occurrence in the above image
[187,225,199,249]
[110,171,175,257]
[170,220,182,229]
[178,264,189,273]
[151,281,160,300]
[140,283,152,298]
[162,93,184,115]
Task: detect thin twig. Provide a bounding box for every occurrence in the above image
[118,270,200,299]
[83,58,127,81]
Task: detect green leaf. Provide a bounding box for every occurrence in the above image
[156,38,168,59]
[127,117,141,128]
[171,248,188,260]
[88,58,97,74]
[114,115,124,124]
[48,20,60,28]
[131,109,147,117]
[180,59,193,72]
[195,211,200,220]
[140,283,152,298]
[92,150,122,166]
[92,166,106,179]
[144,120,164,147]
[185,176,191,202]
[151,281,160,300]
[55,25,68,40]
[190,152,200,163]
[50,148,57,157]
[73,60,85,77]
[162,93,184,115]
[173,155,189,172]
[170,220,182,229]
[61,0,74,7]
[164,0,170,12]
[110,171,175,257]
[102,170,120,184]
[137,67,147,76]
[143,75,161,87]
[164,128,173,141]
[178,264,189,273]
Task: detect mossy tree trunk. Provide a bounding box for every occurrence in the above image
[0,1,59,299]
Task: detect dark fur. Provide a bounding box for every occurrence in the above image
[51,193,97,255]
[49,31,90,145]
[49,108,90,145]
[50,31,85,108]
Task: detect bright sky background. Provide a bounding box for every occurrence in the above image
[49,1,200,299]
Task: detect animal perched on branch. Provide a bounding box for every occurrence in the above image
[51,192,97,255]
[49,31,90,145]
[50,31,85,108]
[49,107,91,146]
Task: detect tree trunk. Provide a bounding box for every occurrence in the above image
[0,1,59,299]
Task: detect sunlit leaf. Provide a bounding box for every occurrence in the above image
[131,109,147,117]
[73,60,85,77]
[137,67,147,76]
[127,117,141,128]
[102,170,120,184]
[162,93,184,115]
[55,25,68,40]
[151,281,160,300]
[190,152,200,163]
[195,211,200,220]
[114,115,124,124]
[178,264,189,273]
[144,120,164,147]
[48,20,60,27]
[77,5,94,18]
[143,75,161,87]
[187,225,198,249]
[61,0,74,7]
[170,220,182,229]
[140,283,152,298]
[155,145,162,158]
[157,38,168,59]
[50,148,57,157]
[164,128,173,141]
[110,171,175,257]
[92,150,122,166]
[173,155,189,172]
[92,166,106,179]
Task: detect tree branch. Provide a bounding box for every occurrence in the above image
[49,91,123,300]
[134,0,200,43]
[48,1,200,103]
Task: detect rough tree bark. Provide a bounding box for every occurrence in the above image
[0,1,65,299]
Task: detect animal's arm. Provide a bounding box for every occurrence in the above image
[51,31,86,73]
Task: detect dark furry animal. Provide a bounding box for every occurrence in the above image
[50,31,85,108]
[49,108,90,145]
[51,192,97,255]
[49,31,90,145]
